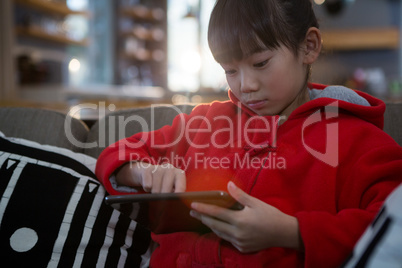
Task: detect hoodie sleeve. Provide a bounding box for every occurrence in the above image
[296,141,402,268]
[95,104,210,195]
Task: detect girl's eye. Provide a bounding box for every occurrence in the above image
[254,60,268,68]
[224,69,236,75]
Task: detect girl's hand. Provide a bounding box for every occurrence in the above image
[115,162,186,193]
[190,181,303,253]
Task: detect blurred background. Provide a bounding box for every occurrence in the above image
[0,0,401,120]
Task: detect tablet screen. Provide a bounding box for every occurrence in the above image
[105,191,243,234]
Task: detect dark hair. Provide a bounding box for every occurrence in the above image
[208,0,319,63]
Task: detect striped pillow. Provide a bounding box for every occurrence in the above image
[0,133,151,267]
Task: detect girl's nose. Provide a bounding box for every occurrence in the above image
[240,70,259,93]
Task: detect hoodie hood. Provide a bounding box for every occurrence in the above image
[228,83,386,130]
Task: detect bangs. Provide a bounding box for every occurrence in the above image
[208,0,281,63]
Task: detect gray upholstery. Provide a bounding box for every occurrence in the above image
[84,105,195,158]
[384,102,402,146]
[0,107,89,153]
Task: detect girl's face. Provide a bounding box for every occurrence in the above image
[221,45,309,117]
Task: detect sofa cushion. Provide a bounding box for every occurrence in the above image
[0,107,89,153]
[85,104,195,158]
[0,132,151,267]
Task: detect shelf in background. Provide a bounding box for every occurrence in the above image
[14,45,67,62]
[122,51,152,61]
[321,28,400,51]
[14,84,168,111]
[121,49,165,62]
[16,26,88,46]
[14,0,88,16]
[120,6,164,22]
[121,29,164,42]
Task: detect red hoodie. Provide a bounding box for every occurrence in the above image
[95,84,402,267]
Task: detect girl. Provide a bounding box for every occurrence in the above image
[96,0,402,267]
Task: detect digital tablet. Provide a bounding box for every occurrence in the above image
[104,191,243,234]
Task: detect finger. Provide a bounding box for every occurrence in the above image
[190,210,235,238]
[190,210,246,250]
[141,169,153,192]
[161,169,175,193]
[191,202,235,223]
[211,228,236,245]
[174,169,186,193]
[227,181,257,208]
[232,242,253,254]
[150,166,164,193]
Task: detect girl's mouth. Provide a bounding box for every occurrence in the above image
[246,99,268,110]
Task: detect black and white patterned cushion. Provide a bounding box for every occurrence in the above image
[0,133,151,267]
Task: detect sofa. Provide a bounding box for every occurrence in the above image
[0,104,194,267]
[0,102,401,267]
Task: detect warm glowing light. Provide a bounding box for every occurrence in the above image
[180,50,201,74]
[68,58,81,72]
[314,0,326,5]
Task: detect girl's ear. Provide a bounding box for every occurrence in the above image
[302,27,322,64]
